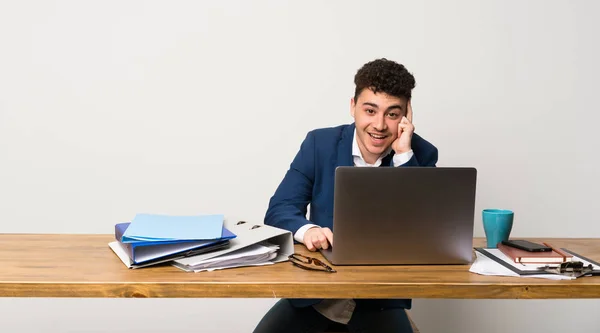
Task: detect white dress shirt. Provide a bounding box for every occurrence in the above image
[293,129,413,324]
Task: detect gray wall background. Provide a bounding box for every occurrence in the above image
[1,1,599,332]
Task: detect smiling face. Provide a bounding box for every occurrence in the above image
[350,88,408,164]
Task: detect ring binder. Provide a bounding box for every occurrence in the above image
[172,219,294,272]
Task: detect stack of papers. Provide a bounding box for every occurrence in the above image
[173,242,280,272]
[108,213,236,269]
[108,216,295,272]
[471,247,600,280]
[470,250,572,280]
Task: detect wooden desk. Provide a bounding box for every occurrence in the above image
[1,235,599,299]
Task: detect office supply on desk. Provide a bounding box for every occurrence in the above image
[109,240,230,269]
[109,222,236,267]
[288,253,336,273]
[537,261,597,278]
[121,213,224,242]
[320,166,477,265]
[173,219,293,272]
[501,239,551,252]
[472,247,600,279]
[173,242,280,272]
[498,242,572,264]
[470,249,572,280]
[482,209,514,248]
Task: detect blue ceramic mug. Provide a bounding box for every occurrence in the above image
[482,209,514,248]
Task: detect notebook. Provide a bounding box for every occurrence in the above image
[497,242,573,264]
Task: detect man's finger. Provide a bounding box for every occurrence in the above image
[305,239,316,251]
[399,120,414,133]
[398,122,411,130]
[322,228,334,246]
[317,233,329,250]
[398,122,411,135]
[312,235,323,249]
[407,100,413,123]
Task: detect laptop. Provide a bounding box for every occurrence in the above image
[320,167,477,265]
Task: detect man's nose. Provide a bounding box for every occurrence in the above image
[372,114,387,131]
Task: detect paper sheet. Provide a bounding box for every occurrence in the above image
[172,243,280,272]
[469,251,575,280]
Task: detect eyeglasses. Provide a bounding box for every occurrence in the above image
[288,253,336,273]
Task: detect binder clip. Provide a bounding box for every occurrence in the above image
[537,261,594,278]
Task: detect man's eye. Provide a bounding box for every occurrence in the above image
[365,109,375,114]
[388,113,398,118]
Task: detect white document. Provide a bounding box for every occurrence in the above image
[174,260,275,273]
[470,249,600,280]
[190,243,279,265]
[173,219,294,273]
[469,251,573,280]
[173,243,279,272]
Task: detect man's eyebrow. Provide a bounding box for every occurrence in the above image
[385,104,403,112]
[362,102,404,113]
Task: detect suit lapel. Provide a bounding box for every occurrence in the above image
[335,123,355,167]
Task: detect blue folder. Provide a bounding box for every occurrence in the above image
[115,222,236,265]
[121,214,225,243]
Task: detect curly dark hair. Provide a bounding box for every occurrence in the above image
[353,58,416,102]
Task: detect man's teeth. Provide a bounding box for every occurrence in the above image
[369,133,386,139]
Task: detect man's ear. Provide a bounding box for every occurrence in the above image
[350,97,356,118]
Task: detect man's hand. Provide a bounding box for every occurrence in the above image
[303,227,333,251]
[392,100,415,154]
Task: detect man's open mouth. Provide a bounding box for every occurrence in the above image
[368,133,387,139]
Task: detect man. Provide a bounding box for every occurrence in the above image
[253,58,438,333]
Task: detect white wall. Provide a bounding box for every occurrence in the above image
[1,0,599,332]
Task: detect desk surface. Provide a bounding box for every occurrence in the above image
[1,234,599,299]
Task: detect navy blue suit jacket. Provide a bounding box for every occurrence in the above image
[264,123,438,310]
